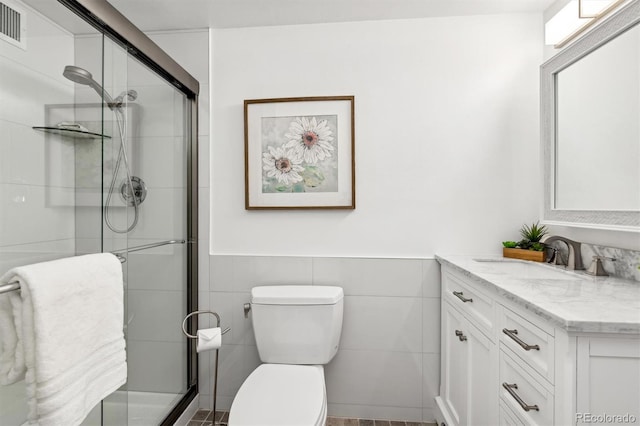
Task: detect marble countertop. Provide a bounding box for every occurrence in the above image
[436,254,640,334]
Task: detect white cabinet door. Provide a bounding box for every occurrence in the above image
[576,337,640,425]
[441,301,497,426]
[442,301,467,426]
[466,319,497,425]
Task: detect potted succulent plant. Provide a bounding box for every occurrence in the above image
[502,221,548,262]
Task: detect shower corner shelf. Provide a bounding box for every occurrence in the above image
[32,126,111,140]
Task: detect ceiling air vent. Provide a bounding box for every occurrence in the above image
[0,0,26,50]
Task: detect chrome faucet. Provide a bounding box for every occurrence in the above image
[540,235,584,270]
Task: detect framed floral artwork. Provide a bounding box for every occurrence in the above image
[244,96,355,209]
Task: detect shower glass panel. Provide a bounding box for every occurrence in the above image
[0,2,101,424]
[109,43,190,425]
[0,1,196,425]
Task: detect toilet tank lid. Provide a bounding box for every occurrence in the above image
[251,285,343,305]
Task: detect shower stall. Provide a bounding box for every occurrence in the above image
[0,0,199,424]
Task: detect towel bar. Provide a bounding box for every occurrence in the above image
[0,239,187,294]
[0,255,126,295]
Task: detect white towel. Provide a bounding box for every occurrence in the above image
[0,253,127,426]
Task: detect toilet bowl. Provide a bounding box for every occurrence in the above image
[227,285,344,426]
[228,364,326,426]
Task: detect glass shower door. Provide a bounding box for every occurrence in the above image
[1,1,197,424]
[100,40,190,426]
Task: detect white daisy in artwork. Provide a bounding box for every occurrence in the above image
[262,145,304,185]
[284,116,334,164]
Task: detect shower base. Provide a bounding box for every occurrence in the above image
[83,390,182,425]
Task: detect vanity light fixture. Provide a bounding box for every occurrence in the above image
[545,0,627,48]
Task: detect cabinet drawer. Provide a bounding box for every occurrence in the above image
[500,307,555,384]
[443,270,495,338]
[500,351,554,426]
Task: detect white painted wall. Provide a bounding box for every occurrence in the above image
[210,14,544,258]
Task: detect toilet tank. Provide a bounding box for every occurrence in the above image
[251,285,344,365]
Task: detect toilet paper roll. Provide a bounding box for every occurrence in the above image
[196,327,222,353]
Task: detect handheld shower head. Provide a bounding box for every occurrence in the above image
[63,65,95,85]
[63,65,115,106]
[64,66,143,232]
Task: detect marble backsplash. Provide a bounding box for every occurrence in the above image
[547,241,640,282]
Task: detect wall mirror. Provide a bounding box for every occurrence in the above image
[541,0,640,231]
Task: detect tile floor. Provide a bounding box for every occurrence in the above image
[187,410,437,426]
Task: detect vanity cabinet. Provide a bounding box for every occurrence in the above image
[435,264,640,426]
[440,270,498,426]
[441,301,497,426]
[575,337,640,424]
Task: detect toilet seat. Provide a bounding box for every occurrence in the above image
[228,364,326,426]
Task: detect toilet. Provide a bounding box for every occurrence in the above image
[228,285,344,426]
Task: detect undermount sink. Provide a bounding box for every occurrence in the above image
[472,258,519,262]
[472,258,580,280]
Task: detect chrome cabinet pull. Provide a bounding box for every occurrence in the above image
[455,329,467,342]
[452,291,473,303]
[502,328,540,351]
[502,383,539,412]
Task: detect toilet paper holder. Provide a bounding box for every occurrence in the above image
[181,310,231,339]
[181,310,230,418]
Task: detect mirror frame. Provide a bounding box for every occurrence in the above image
[541,0,640,231]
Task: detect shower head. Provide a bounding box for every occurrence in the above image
[63,65,95,85]
[63,65,115,106]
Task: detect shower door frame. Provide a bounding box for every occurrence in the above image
[56,1,200,424]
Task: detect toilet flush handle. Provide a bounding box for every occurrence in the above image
[243,303,251,319]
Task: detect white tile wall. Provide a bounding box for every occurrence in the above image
[340,295,422,352]
[203,255,442,423]
[0,59,74,127]
[325,349,423,407]
[422,353,440,414]
[0,11,76,258]
[313,258,424,297]
[422,298,441,354]
[133,136,187,189]
[127,290,186,342]
[0,121,46,186]
[210,255,313,293]
[0,239,75,272]
[0,8,76,76]
[0,184,75,246]
[126,245,187,285]
[99,187,186,241]
[126,340,187,393]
